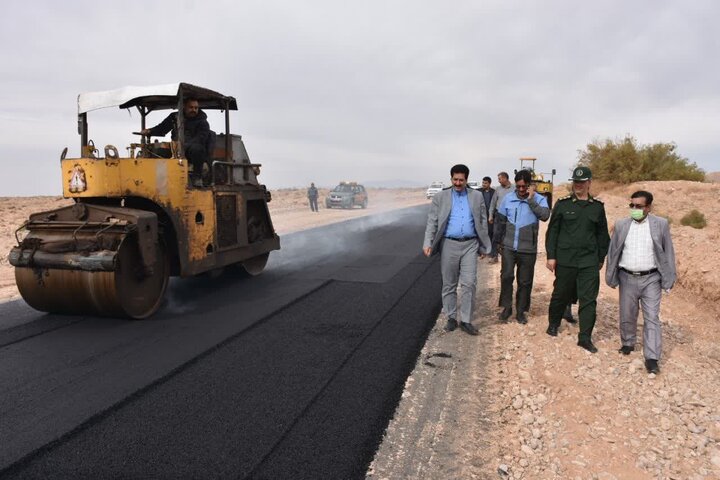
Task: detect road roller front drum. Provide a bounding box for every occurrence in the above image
[15,237,169,319]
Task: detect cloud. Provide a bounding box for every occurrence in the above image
[1,0,718,195]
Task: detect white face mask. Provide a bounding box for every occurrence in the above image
[630,208,645,220]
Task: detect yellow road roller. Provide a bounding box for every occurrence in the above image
[516,157,556,207]
[9,83,280,318]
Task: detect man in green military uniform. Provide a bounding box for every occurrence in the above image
[545,166,610,353]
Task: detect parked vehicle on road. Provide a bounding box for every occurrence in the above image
[325,182,368,209]
[425,182,444,199]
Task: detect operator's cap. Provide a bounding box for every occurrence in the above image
[569,166,592,182]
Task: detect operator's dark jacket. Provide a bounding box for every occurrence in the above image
[148,110,210,149]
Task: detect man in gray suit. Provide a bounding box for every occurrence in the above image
[423,164,492,335]
[605,190,676,374]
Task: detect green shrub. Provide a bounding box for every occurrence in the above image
[680,210,707,229]
[576,136,705,183]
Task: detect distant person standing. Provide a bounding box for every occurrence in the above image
[545,166,610,353]
[307,182,319,212]
[493,170,550,324]
[605,190,676,374]
[423,164,492,336]
[488,171,514,263]
[479,176,496,258]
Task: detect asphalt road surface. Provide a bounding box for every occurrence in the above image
[0,205,443,479]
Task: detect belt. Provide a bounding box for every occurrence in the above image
[446,236,477,242]
[620,267,658,276]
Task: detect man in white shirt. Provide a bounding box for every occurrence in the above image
[605,191,676,374]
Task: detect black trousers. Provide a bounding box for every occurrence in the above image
[309,197,318,211]
[487,222,496,257]
[548,265,600,342]
[186,143,208,175]
[499,249,537,313]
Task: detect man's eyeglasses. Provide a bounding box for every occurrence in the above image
[629,203,647,209]
[515,184,529,190]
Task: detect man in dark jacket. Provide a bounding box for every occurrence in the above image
[141,98,210,179]
[479,176,496,260]
[307,183,319,212]
[493,169,550,324]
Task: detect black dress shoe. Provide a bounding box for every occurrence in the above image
[445,318,458,332]
[562,305,577,324]
[577,340,598,353]
[546,325,558,337]
[645,359,660,374]
[499,308,512,321]
[460,322,479,336]
[516,312,528,324]
[618,345,635,355]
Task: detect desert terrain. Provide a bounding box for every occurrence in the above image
[2,182,719,479]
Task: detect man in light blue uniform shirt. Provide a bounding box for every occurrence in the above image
[493,169,550,324]
[423,164,492,335]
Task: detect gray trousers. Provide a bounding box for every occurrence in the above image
[440,238,479,324]
[619,271,662,360]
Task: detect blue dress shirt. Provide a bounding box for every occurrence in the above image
[445,188,476,239]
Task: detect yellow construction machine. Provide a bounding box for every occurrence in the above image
[516,157,556,207]
[10,83,280,318]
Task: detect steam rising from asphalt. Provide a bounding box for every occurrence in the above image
[162,204,428,314]
[267,204,427,272]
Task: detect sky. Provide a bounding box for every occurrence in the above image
[1,0,718,195]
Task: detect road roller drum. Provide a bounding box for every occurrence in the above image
[14,236,169,319]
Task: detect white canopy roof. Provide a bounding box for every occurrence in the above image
[77,83,237,114]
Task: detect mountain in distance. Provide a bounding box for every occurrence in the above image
[706,172,720,183]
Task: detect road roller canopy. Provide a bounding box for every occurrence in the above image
[77,83,238,114]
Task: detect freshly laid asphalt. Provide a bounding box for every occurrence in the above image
[0,205,445,479]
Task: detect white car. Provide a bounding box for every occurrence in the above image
[467,181,480,190]
[426,182,445,199]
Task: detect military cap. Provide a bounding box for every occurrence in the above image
[569,166,592,182]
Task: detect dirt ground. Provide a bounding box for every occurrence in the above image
[3,182,719,480]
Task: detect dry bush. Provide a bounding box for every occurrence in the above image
[680,209,707,229]
[577,136,705,183]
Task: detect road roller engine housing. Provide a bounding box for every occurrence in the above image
[10,83,280,318]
